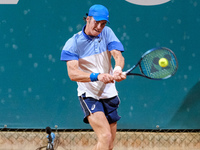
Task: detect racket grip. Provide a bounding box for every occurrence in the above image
[122,72,127,76]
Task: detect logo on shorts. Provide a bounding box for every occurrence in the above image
[125,0,170,6]
[91,104,96,111]
[0,0,19,4]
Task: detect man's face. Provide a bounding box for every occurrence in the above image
[85,16,107,37]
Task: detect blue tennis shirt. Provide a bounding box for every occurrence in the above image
[61,25,124,99]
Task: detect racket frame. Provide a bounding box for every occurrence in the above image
[123,47,178,80]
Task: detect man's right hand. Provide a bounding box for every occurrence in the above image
[98,73,114,84]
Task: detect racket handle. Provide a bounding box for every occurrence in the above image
[122,72,127,76]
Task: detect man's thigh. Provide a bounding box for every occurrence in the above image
[87,111,111,136]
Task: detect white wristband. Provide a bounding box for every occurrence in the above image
[113,66,122,72]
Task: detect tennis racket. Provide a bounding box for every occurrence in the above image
[123,47,178,80]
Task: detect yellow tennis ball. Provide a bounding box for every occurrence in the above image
[159,58,169,67]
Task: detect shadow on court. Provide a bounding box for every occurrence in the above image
[169,81,200,128]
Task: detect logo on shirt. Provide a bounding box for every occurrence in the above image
[0,0,19,4]
[91,104,96,111]
[125,0,170,6]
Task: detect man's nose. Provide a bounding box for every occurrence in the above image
[97,23,102,29]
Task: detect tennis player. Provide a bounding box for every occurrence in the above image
[61,4,126,150]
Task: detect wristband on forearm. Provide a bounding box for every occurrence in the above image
[90,73,100,82]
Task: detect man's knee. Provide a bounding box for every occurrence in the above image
[99,132,112,142]
[99,132,115,149]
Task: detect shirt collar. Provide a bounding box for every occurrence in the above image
[82,25,100,40]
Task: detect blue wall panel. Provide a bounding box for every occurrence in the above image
[0,0,200,129]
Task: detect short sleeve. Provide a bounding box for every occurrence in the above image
[60,36,79,61]
[103,26,124,52]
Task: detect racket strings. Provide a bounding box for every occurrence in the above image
[140,49,177,79]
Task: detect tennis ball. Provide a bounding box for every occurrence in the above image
[159,58,169,67]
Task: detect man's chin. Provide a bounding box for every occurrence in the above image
[93,31,101,36]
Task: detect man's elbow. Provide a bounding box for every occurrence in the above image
[68,73,77,81]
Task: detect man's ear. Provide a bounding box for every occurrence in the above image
[86,16,90,22]
[86,16,93,23]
